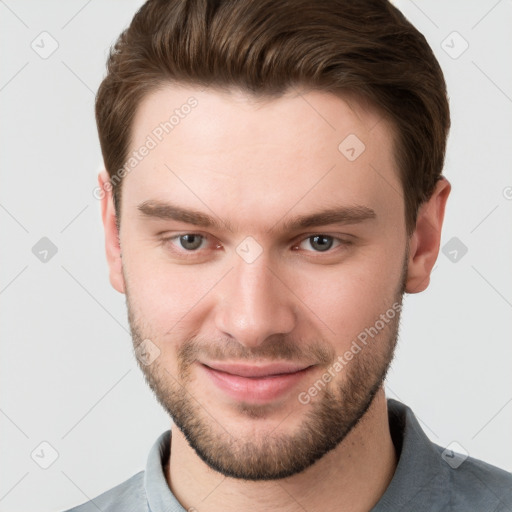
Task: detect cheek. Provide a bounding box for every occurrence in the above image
[123,246,223,333]
[295,252,404,343]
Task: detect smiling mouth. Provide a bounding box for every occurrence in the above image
[202,360,314,376]
[199,361,316,403]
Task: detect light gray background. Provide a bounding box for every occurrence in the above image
[1,1,511,511]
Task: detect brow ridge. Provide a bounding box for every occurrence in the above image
[137,200,376,234]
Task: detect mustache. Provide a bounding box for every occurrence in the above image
[178,335,335,367]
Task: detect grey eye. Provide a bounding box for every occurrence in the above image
[179,234,204,250]
[309,235,334,252]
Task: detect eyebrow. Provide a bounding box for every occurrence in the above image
[137,200,376,233]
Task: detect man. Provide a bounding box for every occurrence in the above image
[66,0,512,510]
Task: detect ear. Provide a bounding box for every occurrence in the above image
[99,170,125,294]
[405,178,451,294]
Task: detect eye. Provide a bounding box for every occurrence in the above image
[177,234,205,251]
[161,232,349,259]
[163,233,211,252]
[298,235,342,252]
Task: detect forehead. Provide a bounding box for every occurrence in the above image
[122,84,402,233]
[131,85,391,154]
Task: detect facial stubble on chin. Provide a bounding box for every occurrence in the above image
[124,256,407,481]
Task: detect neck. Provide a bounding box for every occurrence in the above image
[166,388,397,512]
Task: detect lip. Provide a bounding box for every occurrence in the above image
[203,361,312,378]
[199,361,315,403]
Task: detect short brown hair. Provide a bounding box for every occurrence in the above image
[95,0,450,234]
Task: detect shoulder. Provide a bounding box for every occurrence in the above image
[61,471,147,512]
[431,443,512,510]
[384,399,512,511]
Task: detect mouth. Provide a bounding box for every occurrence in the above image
[199,361,316,403]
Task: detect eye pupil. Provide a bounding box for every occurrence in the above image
[180,234,203,250]
[310,235,333,252]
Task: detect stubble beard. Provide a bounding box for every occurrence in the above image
[125,263,406,481]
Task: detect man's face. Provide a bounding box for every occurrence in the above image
[116,86,408,480]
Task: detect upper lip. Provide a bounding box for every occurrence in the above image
[201,361,313,378]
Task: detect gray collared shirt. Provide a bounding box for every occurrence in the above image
[64,399,512,511]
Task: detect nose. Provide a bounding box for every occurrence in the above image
[214,257,297,348]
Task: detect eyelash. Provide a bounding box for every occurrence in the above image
[160,233,352,257]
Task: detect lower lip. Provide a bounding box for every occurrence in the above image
[200,364,314,403]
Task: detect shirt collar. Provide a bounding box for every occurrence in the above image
[371,398,447,511]
[144,429,185,512]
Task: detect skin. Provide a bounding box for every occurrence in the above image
[100,85,450,512]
